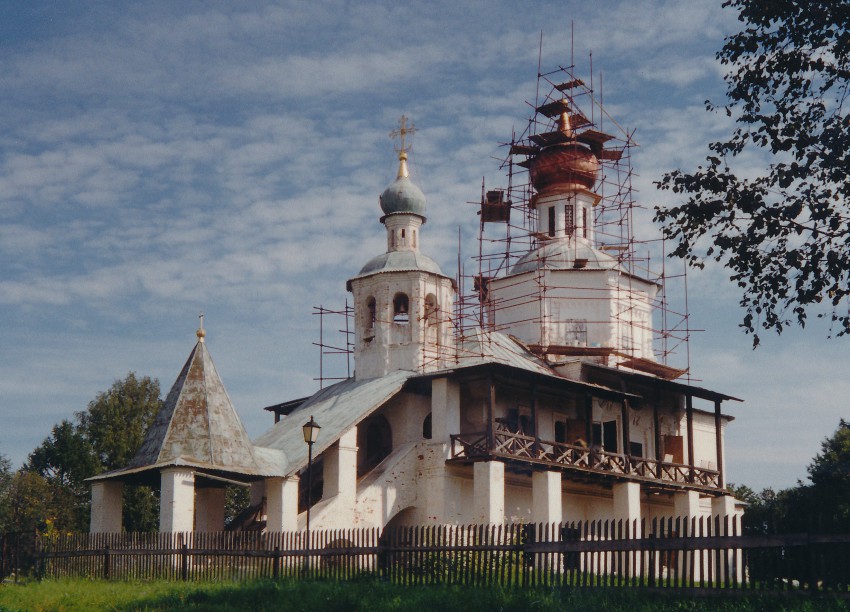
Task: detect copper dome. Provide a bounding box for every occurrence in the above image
[530,142,599,192]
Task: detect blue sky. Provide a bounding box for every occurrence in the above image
[1,0,846,491]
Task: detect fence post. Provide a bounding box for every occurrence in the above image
[103,545,110,580]
[181,543,189,581]
[34,534,44,581]
[273,545,280,580]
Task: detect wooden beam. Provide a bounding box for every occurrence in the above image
[486,373,495,448]
[621,399,631,471]
[653,384,661,462]
[714,399,725,488]
[686,394,695,482]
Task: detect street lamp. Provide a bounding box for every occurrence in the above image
[302,415,320,570]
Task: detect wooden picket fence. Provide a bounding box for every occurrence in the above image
[26,517,850,594]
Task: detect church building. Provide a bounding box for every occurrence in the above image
[89,69,743,534]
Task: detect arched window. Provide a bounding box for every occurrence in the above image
[393,292,409,324]
[424,293,438,344]
[358,415,393,477]
[422,413,432,440]
[365,296,376,328]
[565,203,575,236]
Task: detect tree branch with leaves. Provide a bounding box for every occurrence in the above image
[655,0,850,346]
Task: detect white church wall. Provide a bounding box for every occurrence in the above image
[381,393,431,446]
[504,482,533,523]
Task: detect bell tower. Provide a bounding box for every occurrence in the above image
[347,117,456,380]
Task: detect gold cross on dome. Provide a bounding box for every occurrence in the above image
[389,115,416,153]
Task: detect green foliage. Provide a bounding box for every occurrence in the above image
[808,419,850,525]
[78,372,162,469]
[0,470,56,533]
[655,0,850,346]
[224,484,251,527]
[21,372,162,532]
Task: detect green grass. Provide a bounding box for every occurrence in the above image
[0,578,847,612]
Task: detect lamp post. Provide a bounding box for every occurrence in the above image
[302,415,320,571]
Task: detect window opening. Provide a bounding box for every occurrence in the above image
[366,297,376,328]
[500,407,533,436]
[423,413,432,439]
[582,207,588,238]
[548,206,556,237]
[393,293,409,324]
[565,204,575,236]
[592,420,618,452]
[358,415,392,477]
[555,414,588,446]
[298,457,324,513]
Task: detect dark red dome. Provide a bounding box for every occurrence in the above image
[530,143,599,192]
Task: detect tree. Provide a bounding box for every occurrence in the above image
[26,420,99,530]
[77,372,161,469]
[733,420,850,534]
[655,0,850,346]
[807,418,850,526]
[25,372,162,532]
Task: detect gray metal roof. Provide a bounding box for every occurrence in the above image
[253,369,414,477]
[127,338,266,476]
[358,250,444,276]
[453,329,555,375]
[511,238,620,275]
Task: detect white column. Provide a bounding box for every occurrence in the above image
[90,481,123,533]
[613,481,642,578]
[266,475,299,532]
[431,378,460,444]
[249,480,265,507]
[473,461,504,524]
[160,468,195,533]
[673,490,703,582]
[422,377,462,523]
[194,487,226,532]
[713,494,743,582]
[532,471,562,525]
[323,428,358,508]
[673,490,700,519]
[613,481,641,535]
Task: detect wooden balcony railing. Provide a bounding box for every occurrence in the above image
[450,429,721,491]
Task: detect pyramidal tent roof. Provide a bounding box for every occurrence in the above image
[91,335,284,482]
[134,337,264,473]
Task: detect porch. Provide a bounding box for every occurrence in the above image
[449,428,722,493]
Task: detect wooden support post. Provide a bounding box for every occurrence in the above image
[103,545,110,580]
[584,395,593,446]
[714,399,724,488]
[181,543,189,581]
[486,372,495,449]
[653,384,661,462]
[621,399,631,471]
[530,383,539,455]
[686,395,695,482]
